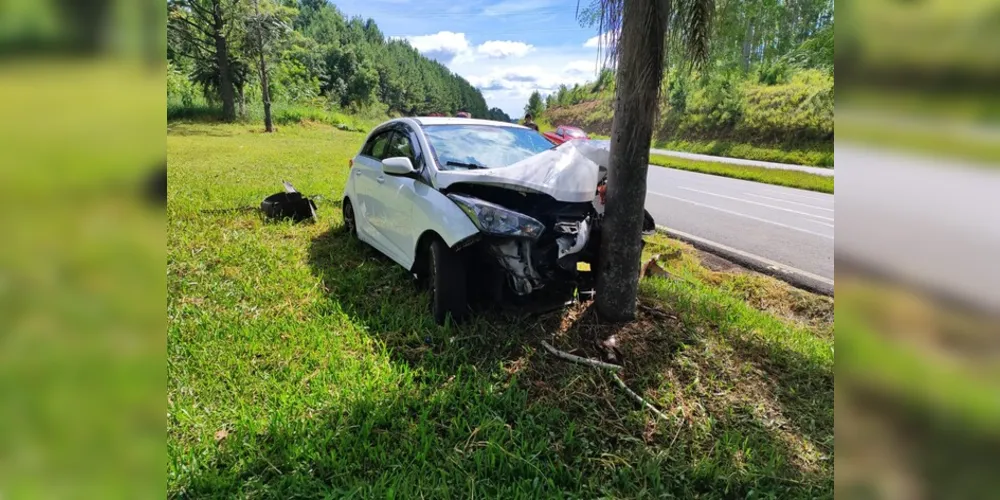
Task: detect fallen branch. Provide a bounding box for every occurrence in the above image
[540,340,674,424]
[540,340,622,371]
[611,373,671,422]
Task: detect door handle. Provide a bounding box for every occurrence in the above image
[376,176,386,184]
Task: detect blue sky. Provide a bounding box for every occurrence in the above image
[333,0,608,117]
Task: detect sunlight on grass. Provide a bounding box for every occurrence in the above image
[168,122,834,497]
[649,154,834,194]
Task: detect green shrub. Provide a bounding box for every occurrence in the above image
[739,70,833,142]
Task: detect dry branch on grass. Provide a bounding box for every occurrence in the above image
[540,340,673,422]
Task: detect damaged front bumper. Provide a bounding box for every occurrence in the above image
[486,216,594,296]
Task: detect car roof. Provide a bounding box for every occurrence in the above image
[412,116,528,129]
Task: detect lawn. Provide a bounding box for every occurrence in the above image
[649,154,835,194]
[167,121,834,497]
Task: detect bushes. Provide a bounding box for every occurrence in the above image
[739,70,833,142]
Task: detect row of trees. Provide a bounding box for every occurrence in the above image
[168,0,489,126]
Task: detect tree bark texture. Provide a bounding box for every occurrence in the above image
[212,0,236,122]
[596,0,670,323]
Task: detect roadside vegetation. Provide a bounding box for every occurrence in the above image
[538,1,834,167]
[168,122,833,497]
[167,0,512,127]
[649,154,834,194]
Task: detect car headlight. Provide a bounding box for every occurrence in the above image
[447,194,544,239]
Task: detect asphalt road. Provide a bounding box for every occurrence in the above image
[643,165,834,283]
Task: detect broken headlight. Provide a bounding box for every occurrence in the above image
[447,194,544,239]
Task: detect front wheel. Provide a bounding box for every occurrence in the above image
[427,239,468,325]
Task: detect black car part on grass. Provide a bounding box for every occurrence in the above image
[261,181,318,223]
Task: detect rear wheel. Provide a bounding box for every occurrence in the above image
[342,198,357,237]
[427,238,468,325]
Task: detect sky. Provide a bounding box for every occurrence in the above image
[334,0,608,118]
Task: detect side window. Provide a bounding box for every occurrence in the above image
[386,131,416,164]
[556,127,564,136]
[367,132,392,160]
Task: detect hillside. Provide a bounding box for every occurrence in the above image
[539,68,834,167]
[167,0,505,123]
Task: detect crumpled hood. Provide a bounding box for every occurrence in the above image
[435,140,611,203]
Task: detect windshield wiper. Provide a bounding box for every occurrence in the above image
[446,161,489,170]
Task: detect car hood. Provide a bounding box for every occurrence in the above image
[434,140,611,203]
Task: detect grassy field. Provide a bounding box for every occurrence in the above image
[649,154,835,194]
[168,121,834,497]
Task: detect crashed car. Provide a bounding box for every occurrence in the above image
[342,117,654,324]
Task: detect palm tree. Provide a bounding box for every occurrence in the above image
[582,0,713,322]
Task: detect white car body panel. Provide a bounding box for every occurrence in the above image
[343,118,481,270]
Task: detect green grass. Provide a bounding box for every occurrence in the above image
[653,139,834,168]
[649,154,834,194]
[168,122,834,497]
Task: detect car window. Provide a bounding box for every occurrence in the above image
[421,124,554,170]
[366,132,392,160]
[556,127,564,136]
[386,131,416,164]
[567,128,586,138]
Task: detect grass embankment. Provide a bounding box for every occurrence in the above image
[649,154,834,194]
[168,122,833,497]
[654,139,834,168]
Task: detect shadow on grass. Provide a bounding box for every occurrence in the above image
[175,224,834,497]
[167,122,238,137]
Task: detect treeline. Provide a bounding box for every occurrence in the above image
[168,0,488,123]
[538,0,834,155]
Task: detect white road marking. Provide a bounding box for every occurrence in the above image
[753,188,830,203]
[805,219,835,228]
[658,225,834,285]
[678,187,834,221]
[649,192,834,239]
[744,193,834,211]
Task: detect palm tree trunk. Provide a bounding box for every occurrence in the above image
[596,0,670,322]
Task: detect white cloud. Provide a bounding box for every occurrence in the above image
[404,31,471,63]
[477,40,534,59]
[583,31,616,49]
[564,60,599,76]
[399,31,605,117]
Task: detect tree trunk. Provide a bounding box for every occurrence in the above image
[254,0,274,132]
[212,1,236,122]
[595,0,670,323]
[741,20,754,73]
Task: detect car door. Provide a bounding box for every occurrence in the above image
[353,130,393,252]
[370,128,420,265]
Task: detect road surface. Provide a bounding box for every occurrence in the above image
[836,143,1000,312]
[643,166,834,284]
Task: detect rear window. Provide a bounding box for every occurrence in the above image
[422,124,554,170]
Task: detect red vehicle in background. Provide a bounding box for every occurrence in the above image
[542,125,589,145]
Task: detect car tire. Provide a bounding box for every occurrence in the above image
[427,238,468,325]
[342,198,357,238]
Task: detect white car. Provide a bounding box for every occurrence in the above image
[341,117,654,324]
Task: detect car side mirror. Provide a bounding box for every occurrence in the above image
[382,156,415,176]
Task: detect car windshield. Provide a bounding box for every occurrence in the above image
[565,128,587,138]
[422,124,555,170]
